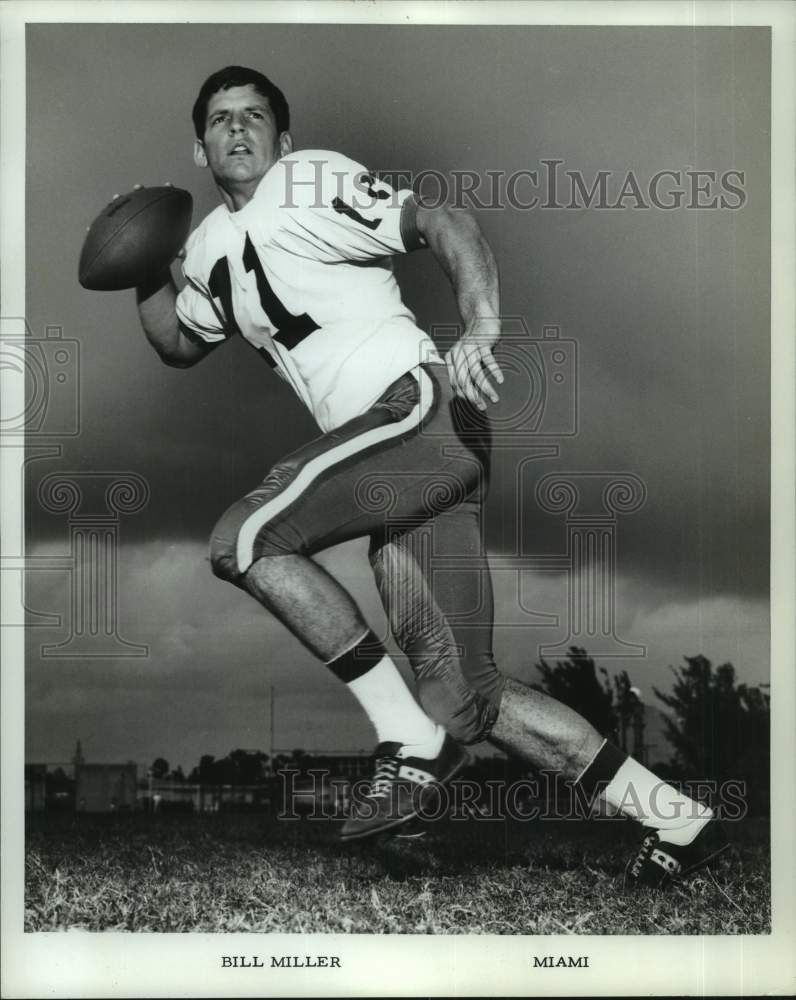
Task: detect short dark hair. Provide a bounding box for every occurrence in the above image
[192,66,290,139]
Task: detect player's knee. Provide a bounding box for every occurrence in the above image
[210,519,303,581]
[445,703,498,745]
[209,533,241,583]
[418,681,497,745]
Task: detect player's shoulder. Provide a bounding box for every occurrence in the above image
[259,149,369,209]
[185,202,231,250]
[182,203,232,275]
[280,148,367,177]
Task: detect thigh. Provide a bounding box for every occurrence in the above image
[211,364,485,579]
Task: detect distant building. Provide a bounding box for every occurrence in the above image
[291,752,373,780]
[75,762,137,812]
[25,765,46,811]
[139,781,272,812]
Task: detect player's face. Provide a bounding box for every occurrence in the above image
[194,84,292,205]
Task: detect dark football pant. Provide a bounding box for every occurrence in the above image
[210,363,505,744]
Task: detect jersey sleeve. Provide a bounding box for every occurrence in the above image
[175,277,230,344]
[271,151,427,264]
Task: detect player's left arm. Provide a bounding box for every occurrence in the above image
[413,202,503,411]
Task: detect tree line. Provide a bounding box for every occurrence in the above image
[531,647,769,814]
[152,647,770,813]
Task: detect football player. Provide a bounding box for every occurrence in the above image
[134,66,727,887]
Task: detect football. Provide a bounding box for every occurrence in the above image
[78,185,193,291]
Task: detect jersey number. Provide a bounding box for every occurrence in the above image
[332,196,382,231]
[207,256,240,336]
[208,235,319,360]
[331,173,389,230]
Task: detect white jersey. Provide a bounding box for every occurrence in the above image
[176,149,442,431]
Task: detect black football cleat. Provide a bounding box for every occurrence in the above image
[625,816,730,889]
[340,734,469,842]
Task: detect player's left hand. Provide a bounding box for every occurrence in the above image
[446,320,504,411]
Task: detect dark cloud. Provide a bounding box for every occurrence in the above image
[24,539,768,767]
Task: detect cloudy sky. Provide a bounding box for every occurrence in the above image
[23,23,770,771]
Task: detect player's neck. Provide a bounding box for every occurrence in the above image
[216,179,258,213]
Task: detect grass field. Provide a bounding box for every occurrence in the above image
[25,809,769,934]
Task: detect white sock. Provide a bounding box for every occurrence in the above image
[348,657,444,752]
[604,757,713,845]
[327,631,443,755]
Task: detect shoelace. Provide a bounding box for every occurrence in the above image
[367,754,401,798]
